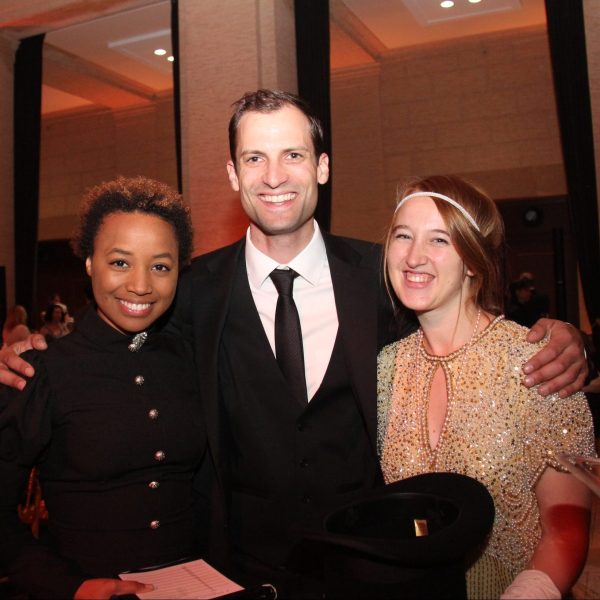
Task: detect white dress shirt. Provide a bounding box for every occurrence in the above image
[245,221,338,401]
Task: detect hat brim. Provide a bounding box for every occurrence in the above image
[293,472,494,566]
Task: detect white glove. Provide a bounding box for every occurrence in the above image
[501,569,561,599]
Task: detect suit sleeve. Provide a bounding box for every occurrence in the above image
[0,353,88,599]
[162,266,195,341]
[523,387,596,485]
[367,242,417,349]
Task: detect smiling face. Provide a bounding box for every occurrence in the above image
[387,196,474,320]
[85,212,179,334]
[226,104,329,256]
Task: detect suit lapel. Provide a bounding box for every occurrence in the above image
[192,242,242,379]
[194,235,379,467]
[325,235,379,448]
[191,240,245,483]
[227,250,282,368]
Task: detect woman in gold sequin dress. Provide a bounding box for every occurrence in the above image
[377,175,594,599]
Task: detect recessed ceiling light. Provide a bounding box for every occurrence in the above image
[468,0,482,3]
[440,0,454,7]
[154,48,167,56]
[167,56,174,62]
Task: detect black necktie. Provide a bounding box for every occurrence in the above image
[270,268,308,404]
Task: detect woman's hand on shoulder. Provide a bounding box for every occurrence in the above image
[74,578,154,599]
[523,318,587,397]
[0,334,47,390]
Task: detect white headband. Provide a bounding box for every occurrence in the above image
[395,191,481,232]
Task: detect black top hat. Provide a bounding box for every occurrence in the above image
[298,472,494,564]
[290,472,495,599]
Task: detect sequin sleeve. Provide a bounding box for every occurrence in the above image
[522,385,595,486]
[377,341,401,457]
[502,329,597,489]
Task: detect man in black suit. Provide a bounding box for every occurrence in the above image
[0,89,588,598]
[168,90,588,596]
[171,91,390,596]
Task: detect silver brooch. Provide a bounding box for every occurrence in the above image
[128,331,148,352]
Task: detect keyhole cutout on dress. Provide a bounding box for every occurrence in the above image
[427,365,449,451]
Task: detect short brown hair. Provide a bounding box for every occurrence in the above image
[383,175,505,315]
[228,89,325,163]
[71,176,193,268]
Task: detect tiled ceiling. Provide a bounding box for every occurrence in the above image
[38,0,546,115]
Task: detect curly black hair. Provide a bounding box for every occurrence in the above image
[70,176,194,268]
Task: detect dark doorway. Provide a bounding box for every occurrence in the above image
[36,240,87,330]
[498,195,578,324]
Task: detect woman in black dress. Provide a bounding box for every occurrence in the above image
[0,177,205,599]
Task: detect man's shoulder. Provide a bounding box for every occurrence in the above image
[325,232,382,251]
[188,238,245,272]
[323,233,383,267]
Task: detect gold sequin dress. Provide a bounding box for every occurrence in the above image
[377,316,595,599]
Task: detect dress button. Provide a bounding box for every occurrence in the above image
[154,450,165,461]
[302,494,312,504]
[148,408,159,419]
[134,375,145,386]
[299,459,309,468]
[296,422,304,432]
[150,520,160,529]
[148,481,160,489]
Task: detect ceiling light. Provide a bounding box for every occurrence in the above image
[167,56,174,62]
[154,48,167,56]
[468,0,482,3]
[440,0,454,7]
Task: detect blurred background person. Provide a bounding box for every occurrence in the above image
[507,272,550,328]
[1,305,31,347]
[48,292,74,327]
[38,303,70,339]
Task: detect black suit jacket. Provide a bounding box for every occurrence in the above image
[170,232,397,566]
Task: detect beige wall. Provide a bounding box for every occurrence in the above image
[0,0,297,308]
[331,26,566,243]
[178,0,297,255]
[0,1,598,325]
[39,96,177,240]
[41,0,298,254]
[582,0,600,331]
[330,64,387,243]
[584,0,600,242]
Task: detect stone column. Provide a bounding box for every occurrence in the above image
[178,0,297,254]
[0,34,16,308]
[584,0,600,233]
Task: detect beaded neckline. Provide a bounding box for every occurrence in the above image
[412,313,504,464]
[416,314,505,363]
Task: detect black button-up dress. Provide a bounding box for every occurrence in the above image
[0,306,206,598]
